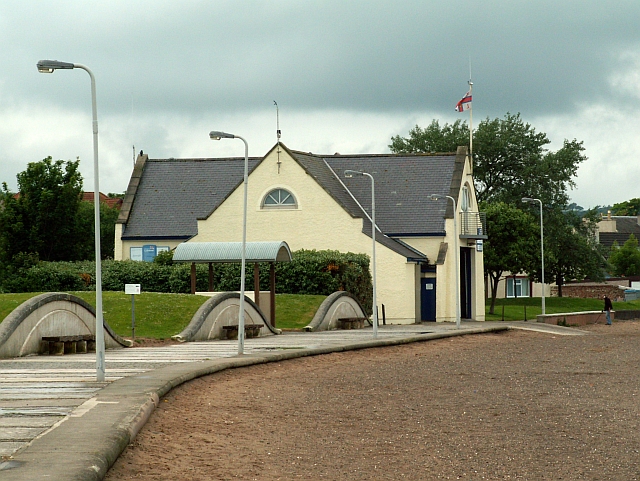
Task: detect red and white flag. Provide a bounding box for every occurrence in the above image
[455,90,472,112]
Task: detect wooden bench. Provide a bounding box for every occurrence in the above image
[336,317,367,330]
[41,335,96,355]
[222,324,263,340]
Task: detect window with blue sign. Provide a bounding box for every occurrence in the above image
[130,245,169,261]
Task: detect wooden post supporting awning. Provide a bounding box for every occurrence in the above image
[172,241,292,327]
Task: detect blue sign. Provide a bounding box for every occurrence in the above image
[142,244,157,262]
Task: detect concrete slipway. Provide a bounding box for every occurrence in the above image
[0,321,585,480]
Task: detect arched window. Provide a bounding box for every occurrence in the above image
[461,184,471,212]
[262,188,297,208]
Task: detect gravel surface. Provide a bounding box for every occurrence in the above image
[105,322,640,480]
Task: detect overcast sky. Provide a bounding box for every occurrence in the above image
[1,1,638,208]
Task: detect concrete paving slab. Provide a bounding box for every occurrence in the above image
[0,442,25,457]
[0,416,64,428]
[0,398,91,408]
[0,427,48,441]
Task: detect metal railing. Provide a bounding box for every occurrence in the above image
[459,211,487,238]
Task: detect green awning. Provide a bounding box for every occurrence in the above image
[173,241,292,263]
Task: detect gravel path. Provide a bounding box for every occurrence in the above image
[105,322,640,480]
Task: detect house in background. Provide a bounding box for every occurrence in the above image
[488,274,550,300]
[12,191,123,210]
[82,192,123,210]
[115,143,486,324]
[596,211,640,250]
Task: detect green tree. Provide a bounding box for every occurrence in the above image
[609,234,640,276]
[75,200,121,260]
[483,202,538,313]
[0,157,83,262]
[533,208,605,296]
[390,113,587,206]
[611,198,640,216]
[389,119,469,153]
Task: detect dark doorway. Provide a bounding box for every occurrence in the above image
[420,278,436,321]
[460,247,472,319]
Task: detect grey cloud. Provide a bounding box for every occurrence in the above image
[3,0,638,118]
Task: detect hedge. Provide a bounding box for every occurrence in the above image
[1,249,373,314]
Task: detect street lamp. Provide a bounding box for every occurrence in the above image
[37,60,105,382]
[429,194,460,328]
[522,197,545,315]
[344,170,378,338]
[210,131,249,354]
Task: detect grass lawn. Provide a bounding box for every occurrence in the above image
[486,296,640,322]
[0,291,327,339]
[70,291,206,339]
[1,291,637,338]
[273,294,326,330]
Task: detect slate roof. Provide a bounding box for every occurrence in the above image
[599,216,640,249]
[119,156,261,239]
[119,143,466,261]
[290,148,464,236]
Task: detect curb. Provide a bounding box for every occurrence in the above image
[1,325,510,480]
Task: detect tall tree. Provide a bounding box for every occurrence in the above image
[390,113,587,206]
[609,234,640,276]
[611,198,640,216]
[530,207,605,296]
[389,119,468,153]
[482,202,538,313]
[75,200,120,260]
[0,157,83,262]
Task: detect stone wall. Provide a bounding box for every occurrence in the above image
[551,283,625,301]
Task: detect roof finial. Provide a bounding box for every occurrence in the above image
[274,101,281,142]
[274,101,282,173]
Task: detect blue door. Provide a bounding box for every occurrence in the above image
[421,278,436,321]
[460,247,472,319]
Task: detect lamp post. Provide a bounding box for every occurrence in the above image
[210,131,249,354]
[344,170,377,338]
[522,197,545,315]
[37,60,105,382]
[429,194,460,328]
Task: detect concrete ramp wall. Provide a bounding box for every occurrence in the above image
[537,310,614,326]
[0,292,131,359]
[172,292,280,342]
[304,291,367,332]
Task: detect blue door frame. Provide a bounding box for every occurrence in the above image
[420,278,436,321]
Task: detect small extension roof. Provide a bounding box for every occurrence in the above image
[173,241,292,263]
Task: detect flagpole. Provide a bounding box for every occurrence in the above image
[468,79,473,169]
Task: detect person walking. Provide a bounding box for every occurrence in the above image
[603,295,613,325]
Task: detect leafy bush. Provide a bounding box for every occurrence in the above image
[2,261,86,293]
[0,249,372,312]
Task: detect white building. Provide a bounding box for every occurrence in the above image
[115,143,486,323]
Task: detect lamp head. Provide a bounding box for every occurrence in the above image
[522,197,535,203]
[37,60,75,73]
[429,194,442,200]
[344,169,362,178]
[209,131,234,140]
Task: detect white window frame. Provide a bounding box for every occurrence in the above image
[506,277,530,298]
[262,188,297,209]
